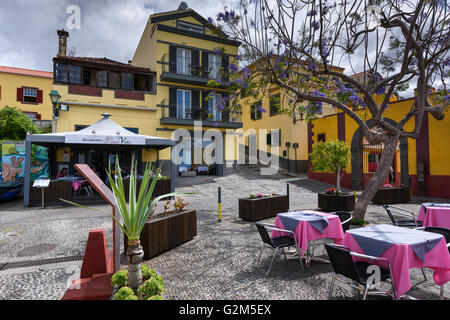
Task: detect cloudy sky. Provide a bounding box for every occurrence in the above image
[0,0,239,71]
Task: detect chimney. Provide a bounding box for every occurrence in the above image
[57,29,69,57]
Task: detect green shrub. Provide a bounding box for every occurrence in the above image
[124,295,139,300]
[351,218,368,226]
[137,276,165,299]
[148,295,164,300]
[111,269,128,287]
[114,286,134,300]
[141,264,157,281]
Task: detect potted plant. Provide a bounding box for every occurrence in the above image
[371,183,411,204]
[124,195,197,259]
[309,140,355,211]
[239,192,288,222]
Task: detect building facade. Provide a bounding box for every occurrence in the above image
[0,66,53,126]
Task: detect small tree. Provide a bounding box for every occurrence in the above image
[309,140,350,194]
[0,106,39,140]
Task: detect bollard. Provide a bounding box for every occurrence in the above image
[354,190,357,199]
[218,187,222,222]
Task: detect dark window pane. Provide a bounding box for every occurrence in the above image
[69,65,81,84]
[121,73,132,89]
[109,71,121,89]
[55,63,68,82]
[97,70,107,87]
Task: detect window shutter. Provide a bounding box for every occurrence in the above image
[202,52,209,69]
[221,55,229,82]
[169,46,177,73]
[192,90,200,119]
[169,87,177,117]
[0,86,1,100]
[222,94,230,122]
[201,91,209,120]
[250,105,255,120]
[267,133,272,146]
[17,88,24,102]
[37,90,43,104]
[192,50,200,69]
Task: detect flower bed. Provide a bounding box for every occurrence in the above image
[371,185,411,204]
[318,189,355,212]
[124,209,197,259]
[239,193,289,222]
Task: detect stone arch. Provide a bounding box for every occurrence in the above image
[351,118,409,190]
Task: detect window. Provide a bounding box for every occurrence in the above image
[177,48,191,75]
[23,88,37,103]
[208,93,222,121]
[134,74,151,91]
[109,71,120,89]
[269,93,280,116]
[208,53,221,80]
[121,73,132,89]
[317,134,326,142]
[97,70,107,87]
[250,100,263,120]
[177,21,205,34]
[69,65,82,84]
[177,89,191,119]
[55,63,68,82]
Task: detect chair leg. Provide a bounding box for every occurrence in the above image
[440,284,445,300]
[282,248,287,260]
[362,285,370,300]
[266,248,278,277]
[328,273,336,300]
[421,268,427,281]
[256,245,265,267]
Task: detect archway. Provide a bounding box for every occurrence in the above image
[351,118,409,190]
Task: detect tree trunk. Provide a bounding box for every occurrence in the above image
[352,135,399,220]
[127,240,144,293]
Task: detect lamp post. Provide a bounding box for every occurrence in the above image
[49,90,61,133]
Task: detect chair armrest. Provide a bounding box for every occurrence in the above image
[265,225,295,236]
[350,252,389,264]
[341,216,353,225]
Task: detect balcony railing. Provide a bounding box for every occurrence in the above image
[159,99,242,126]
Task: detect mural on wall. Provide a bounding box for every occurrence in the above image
[0,143,48,182]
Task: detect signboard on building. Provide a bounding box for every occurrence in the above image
[65,135,146,145]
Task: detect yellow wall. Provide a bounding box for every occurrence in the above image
[0,72,53,120]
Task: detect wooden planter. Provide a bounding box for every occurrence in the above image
[123,179,171,199]
[29,180,73,202]
[372,186,411,204]
[239,195,289,222]
[318,192,355,212]
[124,209,197,259]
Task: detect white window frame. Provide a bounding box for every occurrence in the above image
[177,89,191,119]
[208,93,222,121]
[177,21,205,34]
[208,53,221,80]
[177,48,192,75]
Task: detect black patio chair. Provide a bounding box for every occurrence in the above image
[331,211,353,232]
[415,226,450,299]
[255,222,304,276]
[324,243,397,300]
[382,204,422,228]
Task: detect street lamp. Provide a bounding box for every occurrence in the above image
[49,90,61,133]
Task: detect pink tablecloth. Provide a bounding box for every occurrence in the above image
[343,226,450,298]
[418,205,450,229]
[272,210,345,256]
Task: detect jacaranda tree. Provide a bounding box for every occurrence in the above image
[207,0,450,220]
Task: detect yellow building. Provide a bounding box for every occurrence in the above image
[308,96,450,199]
[0,65,53,126]
[51,3,241,178]
[239,58,345,173]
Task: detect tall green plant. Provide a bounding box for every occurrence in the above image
[309,140,350,193]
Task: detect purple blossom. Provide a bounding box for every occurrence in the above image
[228,63,238,74]
[307,10,317,16]
[242,67,251,79]
[257,105,266,113]
[312,21,320,31]
[207,17,214,24]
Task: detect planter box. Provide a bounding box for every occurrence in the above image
[372,186,411,204]
[30,180,73,202]
[124,209,197,259]
[123,179,171,199]
[318,192,355,212]
[239,195,289,222]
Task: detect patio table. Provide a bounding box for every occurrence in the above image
[55,177,84,191]
[272,210,345,258]
[417,203,450,229]
[342,224,450,299]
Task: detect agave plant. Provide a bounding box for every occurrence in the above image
[105,155,187,292]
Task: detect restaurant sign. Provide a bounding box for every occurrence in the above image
[65,135,146,145]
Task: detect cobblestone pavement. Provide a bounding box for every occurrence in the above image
[0,166,448,300]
